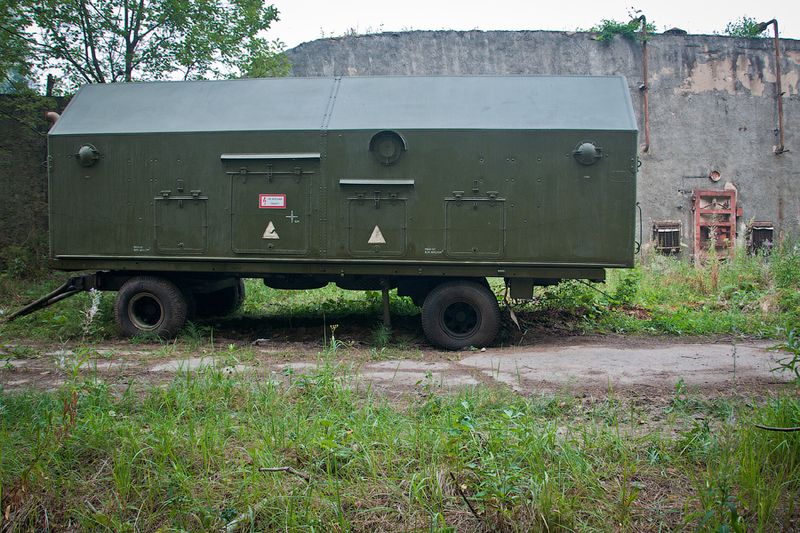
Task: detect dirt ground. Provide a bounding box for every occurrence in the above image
[1,334,793,400]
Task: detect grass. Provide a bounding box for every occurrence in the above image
[241,282,420,322]
[1,360,798,531]
[520,241,800,339]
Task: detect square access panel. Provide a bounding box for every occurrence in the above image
[445,198,505,257]
[348,198,406,256]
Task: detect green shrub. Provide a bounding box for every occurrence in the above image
[724,16,769,38]
[591,18,656,42]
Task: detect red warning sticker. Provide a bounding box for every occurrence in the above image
[259,194,286,209]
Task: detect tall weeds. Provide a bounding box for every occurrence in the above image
[526,239,799,338]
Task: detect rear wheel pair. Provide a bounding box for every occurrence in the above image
[114,276,244,338]
[421,280,501,350]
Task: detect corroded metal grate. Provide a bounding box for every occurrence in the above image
[653,221,681,255]
[747,222,774,254]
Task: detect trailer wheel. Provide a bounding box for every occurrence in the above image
[193,278,245,318]
[115,276,188,338]
[421,280,501,350]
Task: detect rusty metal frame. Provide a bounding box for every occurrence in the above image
[692,189,739,260]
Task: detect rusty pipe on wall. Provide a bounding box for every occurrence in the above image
[637,15,650,153]
[756,19,786,154]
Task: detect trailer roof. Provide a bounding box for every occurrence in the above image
[51,75,637,135]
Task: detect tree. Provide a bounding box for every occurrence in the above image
[723,16,768,38]
[0,0,33,89]
[7,0,286,90]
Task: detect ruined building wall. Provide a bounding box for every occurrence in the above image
[287,30,800,256]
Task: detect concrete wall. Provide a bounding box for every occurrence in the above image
[286,30,800,256]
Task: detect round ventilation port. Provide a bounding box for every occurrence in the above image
[369,131,406,165]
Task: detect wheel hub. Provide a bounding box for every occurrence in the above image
[128,292,164,331]
[442,301,479,337]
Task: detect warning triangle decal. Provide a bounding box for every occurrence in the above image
[262,221,279,239]
[368,225,386,244]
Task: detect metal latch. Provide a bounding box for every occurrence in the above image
[453,191,464,200]
[190,189,201,198]
[160,190,171,198]
[487,191,499,199]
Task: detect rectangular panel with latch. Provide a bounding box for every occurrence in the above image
[227,154,318,255]
[348,195,406,256]
[155,191,208,254]
[445,194,505,257]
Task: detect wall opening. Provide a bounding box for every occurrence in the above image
[747,221,774,254]
[652,221,681,255]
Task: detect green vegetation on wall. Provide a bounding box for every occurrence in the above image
[724,16,769,38]
[590,17,656,42]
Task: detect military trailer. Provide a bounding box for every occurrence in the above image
[13,75,638,349]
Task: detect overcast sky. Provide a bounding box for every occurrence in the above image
[269,0,798,49]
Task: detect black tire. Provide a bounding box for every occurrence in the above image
[114,276,188,338]
[193,278,245,319]
[421,280,501,350]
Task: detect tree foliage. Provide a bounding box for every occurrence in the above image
[0,0,33,89]
[723,16,768,38]
[1,0,287,91]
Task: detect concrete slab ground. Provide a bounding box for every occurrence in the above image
[149,357,218,372]
[1,339,792,396]
[459,342,787,390]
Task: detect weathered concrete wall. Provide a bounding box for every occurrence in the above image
[287,30,800,255]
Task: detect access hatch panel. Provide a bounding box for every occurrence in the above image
[445,198,505,257]
[227,155,317,255]
[348,198,407,256]
[155,197,208,254]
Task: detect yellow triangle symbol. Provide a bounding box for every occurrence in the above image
[368,225,386,244]
[262,221,279,239]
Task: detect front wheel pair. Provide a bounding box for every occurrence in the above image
[114,276,243,338]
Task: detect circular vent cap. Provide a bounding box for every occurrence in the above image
[369,131,406,165]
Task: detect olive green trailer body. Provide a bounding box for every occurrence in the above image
[40,75,638,348]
